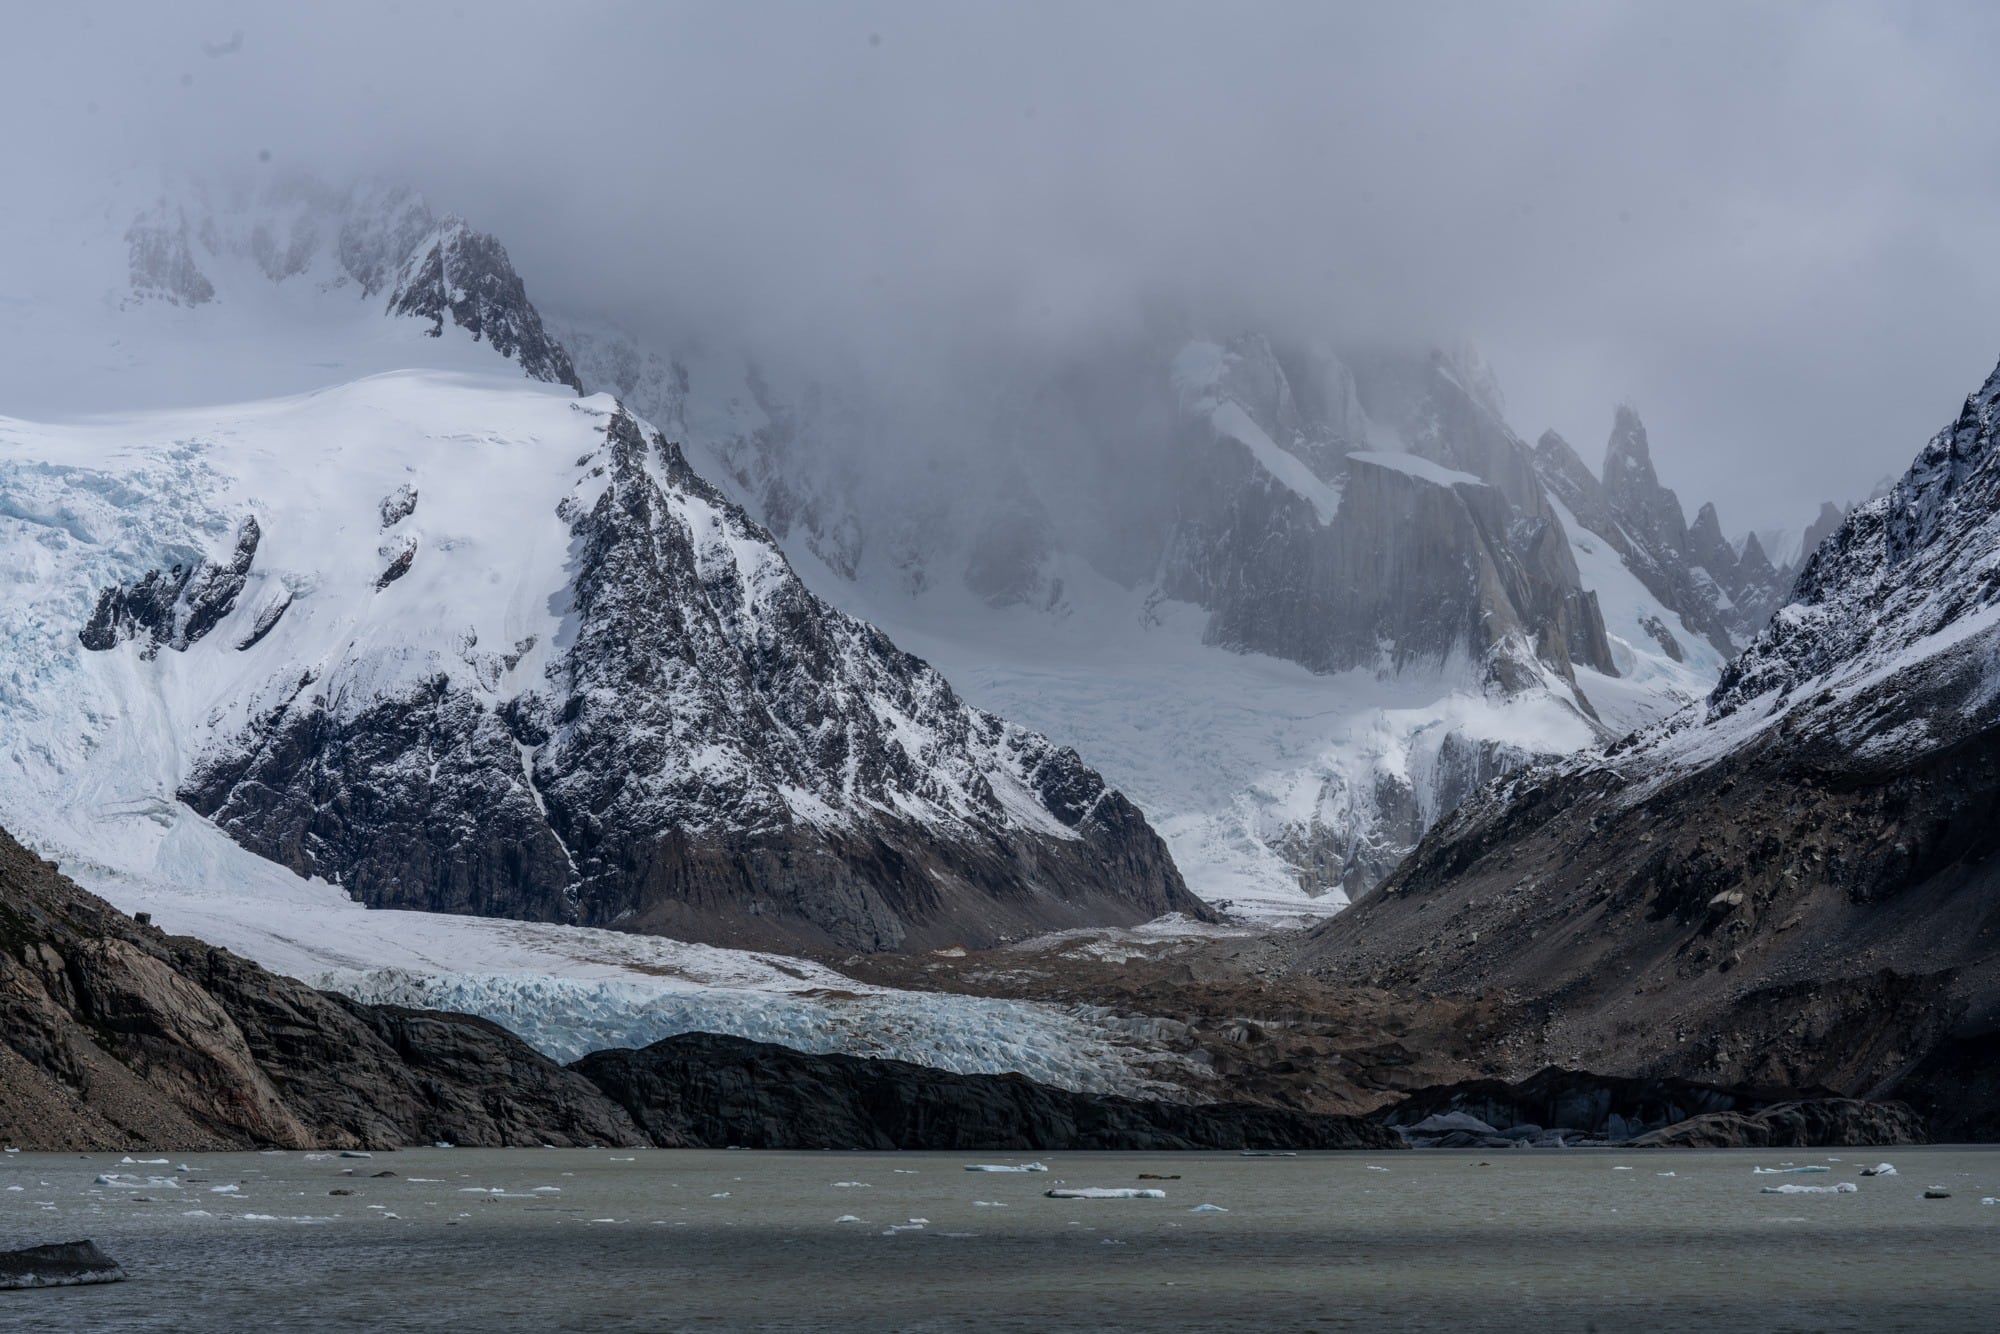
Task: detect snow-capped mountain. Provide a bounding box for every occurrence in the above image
[3,379,1196,953]
[1293,354,2000,1131]
[0,170,1821,933]
[0,174,1203,957]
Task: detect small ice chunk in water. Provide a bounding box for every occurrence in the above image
[966,1163,1048,1173]
[1759,1183,1857,1195]
[833,1215,864,1224]
[1189,1204,1229,1213]
[210,1185,239,1194]
[1753,1166,1829,1175]
[1613,1166,1632,1172]
[1045,1188,1166,1200]
[1859,1163,1898,1177]
[1981,1198,1997,1206]
[972,1201,1007,1208]
[831,1182,871,1189]
[709,1192,731,1199]
[120,1157,169,1165]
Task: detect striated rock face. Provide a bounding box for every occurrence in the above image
[168,403,1201,953]
[573,1032,1405,1151]
[1292,356,2000,1139]
[1537,420,1739,658]
[386,221,582,391]
[1537,410,1836,658]
[1165,340,1615,689]
[0,824,644,1151]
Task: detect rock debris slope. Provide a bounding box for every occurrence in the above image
[1293,355,2000,1140]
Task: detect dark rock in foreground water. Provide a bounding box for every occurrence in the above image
[574,1033,1405,1151]
[0,1241,126,1289]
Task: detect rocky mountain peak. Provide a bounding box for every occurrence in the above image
[1601,405,1689,557]
[1735,530,1778,586]
[1686,501,1738,584]
[1710,355,2000,724]
[386,220,582,392]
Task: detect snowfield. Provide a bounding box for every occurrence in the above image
[853,573,1606,922]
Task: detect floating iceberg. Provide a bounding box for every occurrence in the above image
[1753,1166,1830,1175]
[1189,1204,1229,1213]
[1045,1188,1167,1200]
[1859,1163,1898,1177]
[1760,1183,1857,1195]
[966,1163,1048,1173]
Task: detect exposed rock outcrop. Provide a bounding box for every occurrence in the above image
[0,824,644,1151]
[1628,1099,1926,1148]
[1373,1067,1925,1148]
[573,1032,1405,1151]
[386,221,582,392]
[1166,340,1615,689]
[78,517,261,657]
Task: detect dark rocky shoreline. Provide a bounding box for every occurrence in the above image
[0,824,1949,1154]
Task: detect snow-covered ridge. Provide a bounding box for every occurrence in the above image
[0,370,1195,954]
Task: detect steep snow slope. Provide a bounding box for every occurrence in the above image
[0,373,1197,956]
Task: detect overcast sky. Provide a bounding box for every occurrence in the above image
[7,1,2000,534]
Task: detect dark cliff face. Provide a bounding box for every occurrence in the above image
[573,1032,1404,1151]
[170,409,1201,954]
[79,518,261,657]
[386,221,583,392]
[0,825,643,1151]
[1291,357,2000,1141]
[1162,341,1615,691]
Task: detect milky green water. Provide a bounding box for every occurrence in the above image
[3,1146,1996,1331]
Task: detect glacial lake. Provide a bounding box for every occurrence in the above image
[4,1146,1997,1331]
